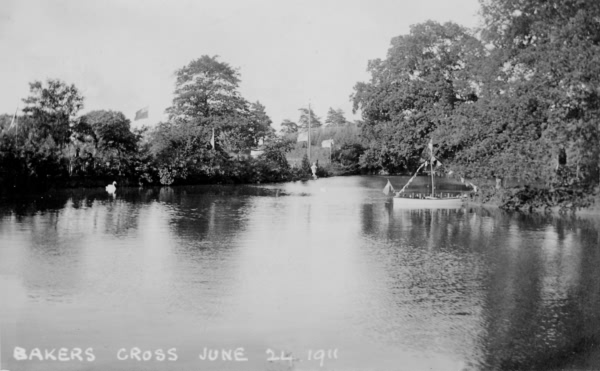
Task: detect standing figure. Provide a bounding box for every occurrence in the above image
[311,162,318,179]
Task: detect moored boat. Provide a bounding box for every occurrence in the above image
[392,195,463,209]
[384,139,472,209]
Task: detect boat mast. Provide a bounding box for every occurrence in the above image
[429,139,435,197]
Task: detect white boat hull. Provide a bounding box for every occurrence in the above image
[393,196,463,209]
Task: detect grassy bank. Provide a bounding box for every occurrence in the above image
[465,181,600,216]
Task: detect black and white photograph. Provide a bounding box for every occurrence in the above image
[1,0,600,370]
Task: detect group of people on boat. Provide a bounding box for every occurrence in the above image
[397,192,462,199]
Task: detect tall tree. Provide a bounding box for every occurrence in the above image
[166,55,269,155]
[469,0,600,184]
[298,107,321,129]
[352,21,484,171]
[249,101,275,143]
[167,55,246,124]
[22,79,84,147]
[325,108,347,127]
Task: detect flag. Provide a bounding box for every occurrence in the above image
[460,177,465,183]
[210,128,215,149]
[134,106,149,120]
[297,131,308,142]
[436,160,442,167]
[428,139,433,153]
[382,179,395,195]
[321,139,334,148]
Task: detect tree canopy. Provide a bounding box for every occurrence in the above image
[325,108,347,127]
[298,107,322,129]
[280,119,299,134]
[352,20,484,172]
[163,55,275,156]
[22,79,84,147]
[352,4,600,188]
[81,110,138,154]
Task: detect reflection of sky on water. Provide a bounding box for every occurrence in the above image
[0,177,600,370]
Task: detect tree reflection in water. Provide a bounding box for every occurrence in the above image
[360,203,600,370]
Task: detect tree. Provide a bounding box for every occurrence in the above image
[259,137,294,169]
[352,21,484,171]
[249,101,275,144]
[82,110,138,154]
[167,55,246,123]
[22,79,84,147]
[325,108,347,127]
[298,107,322,129]
[149,120,227,184]
[280,119,298,134]
[465,0,600,185]
[166,56,271,156]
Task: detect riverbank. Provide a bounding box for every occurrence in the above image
[465,192,600,217]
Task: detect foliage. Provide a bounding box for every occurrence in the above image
[352,4,600,206]
[249,101,276,143]
[81,110,138,153]
[280,119,299,134]
[458,0,600,186]
[167,55,243,122]
[22,79,85,147]
[298,107,322,129]
[259,137,294,169]
[301,154,311,175]
[165,55,275,156]
[352,21,484,172]
[325,108,347,127]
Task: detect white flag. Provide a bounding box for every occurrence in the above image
[297,131,308,142]
[321,139,334,148]
[382,180,395,195]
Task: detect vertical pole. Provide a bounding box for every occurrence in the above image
[430,143,435,197]
[308,104,311,162]
[430,161,435,197]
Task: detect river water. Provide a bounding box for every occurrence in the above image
[1,176,600,371]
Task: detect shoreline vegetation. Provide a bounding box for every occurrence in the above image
[2,0,599,215]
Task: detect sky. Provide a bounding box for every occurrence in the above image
[0,0,482,131]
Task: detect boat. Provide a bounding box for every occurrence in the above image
[393,195,463,209]
[385,139,464,209]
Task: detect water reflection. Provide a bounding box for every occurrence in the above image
[1,178,600,370]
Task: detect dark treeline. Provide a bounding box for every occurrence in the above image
[350,0,600,210]
[0,56,320,191]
